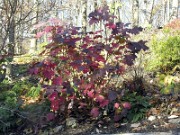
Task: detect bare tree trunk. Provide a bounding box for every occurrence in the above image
[132,0,134,26]
[166,0,170,23]
[29,0,40,54]
[149,0,155,24]
[93,0,98,31]
[8,18,15,54]
[35,0,39,51]
[113,0,116,23]
[178,0,180,18]
[136,0,140,25]
[117,0,122,22]
[82,0,88,34]
[132,0,139,26]
[5,0,18,81]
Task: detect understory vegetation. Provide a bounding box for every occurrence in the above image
[0,6,179,135]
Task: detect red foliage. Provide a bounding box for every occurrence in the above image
[90,107,99,117]
[122,102,131,110]
[46,112,55,121]
[114,103,120,109]
[165,19,180,30]
[31,6,147,121]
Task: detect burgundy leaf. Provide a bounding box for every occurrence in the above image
[81,83,92,90]
[46,113,55,121]
[89,18,99,25]
[120,108,128,117]
[95,95,105,103]
[114,115,120,122]
[122,102,131,109]
[123,54,137,66]
[112,43,119,48]
[90,107,99,117]
[81,44,88,49]
[95,55,105,62]
[87,90,95,98]
[108,91,117,101]
[59,56,68,61]
[94,35,103,39]
[114,102,120,109]
[66,87,74,95]
[48,91,58,102]
[51,99,60,111]
[127,26,143,35]
[52,77,63,86]
[116,65,125,74]
[29,67,39,75]
[112,28,119,35]
[82,67,90,73]
[90,62,99,69]
[58,96,65,104]
[127,41,148,53]
[99,99,109,107]
[79,102,87,108]
[50,48,61,56]
[105,22,116,29]
[42,69,54,79]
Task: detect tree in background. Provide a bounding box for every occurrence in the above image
[0,0,56,81]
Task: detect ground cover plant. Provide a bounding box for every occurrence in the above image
[0,79,51,133]
[30,6,148,126]
[122,92,151,123]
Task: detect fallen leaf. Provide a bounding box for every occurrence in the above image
[149,108,160,115]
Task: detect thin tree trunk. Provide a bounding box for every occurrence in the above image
[117,0,122,22]
[29,0,39,54]
[149,0,155,24]
[178,0,180,18]
[6,17,15,81]
[132,0,139,26]
[166,0,170,23]
[35,0,39,51]
[132,0,135,26]
[93,0,98,31]
[136,0,139,25]
[82,0,88,34]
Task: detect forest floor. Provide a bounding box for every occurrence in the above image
[57,92,180,135]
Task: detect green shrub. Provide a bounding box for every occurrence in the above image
[0,80,40,133]
[11,81,33,95]
[0,91,19,132]
[122,92,151,122]
[156,73,180,95]
[26,84,41,98]
[0,91,16,101]
[148,35,180,71]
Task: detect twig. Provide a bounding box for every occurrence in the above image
[0,119,8,126]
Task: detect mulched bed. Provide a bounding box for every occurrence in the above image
[57,93,180,135]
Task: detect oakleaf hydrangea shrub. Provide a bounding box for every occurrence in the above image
[30,6,148,122]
